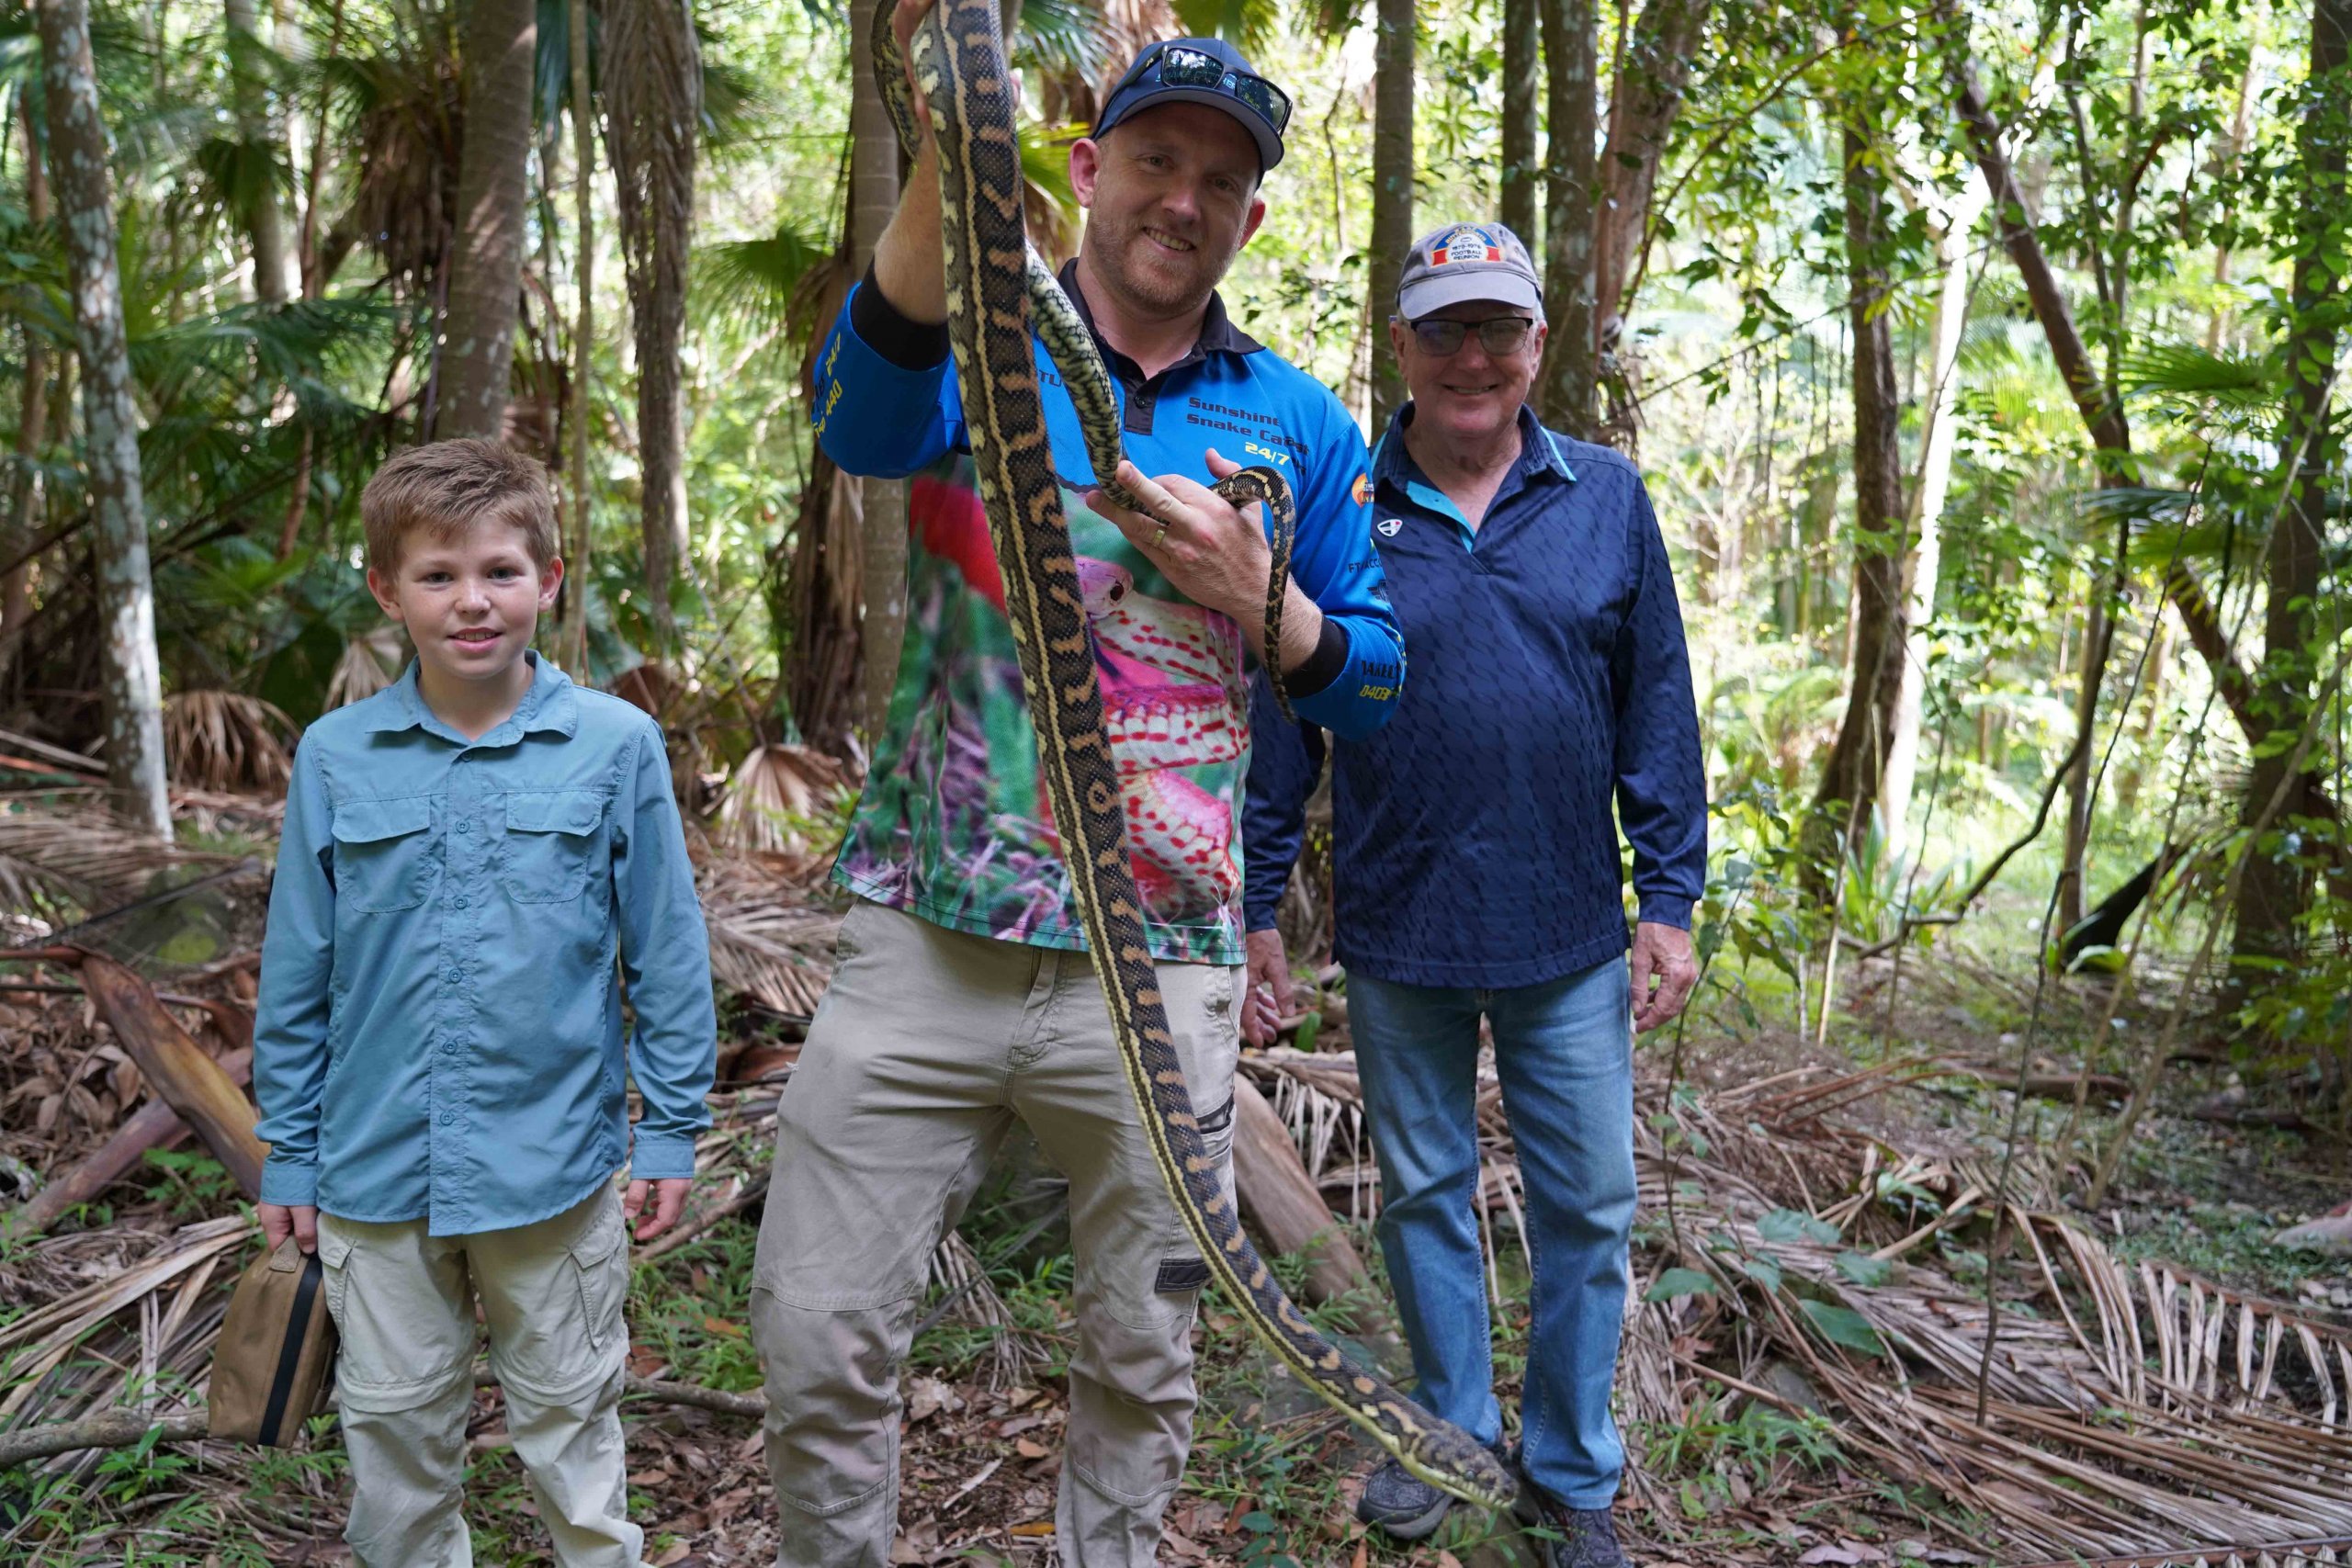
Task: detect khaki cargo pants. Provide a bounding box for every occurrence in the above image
[317,1187,646,1568]
[751,899,1243,1568]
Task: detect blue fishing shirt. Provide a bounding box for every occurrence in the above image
[253,654,717,1235]
[1243,404,1708,988]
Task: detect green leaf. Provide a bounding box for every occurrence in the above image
[1238,1512,1278,1534]
[1800,1300,1883,1356]
[1758,1209,1841,1246]
[1835,1251,1894,1288]
[1738,1254,1784,1292]
[1645,1268,1718,1303]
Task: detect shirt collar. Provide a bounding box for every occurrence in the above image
[1056,259,1264,383]
[364,650,580,743]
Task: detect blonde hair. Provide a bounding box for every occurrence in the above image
[360,439,560,572]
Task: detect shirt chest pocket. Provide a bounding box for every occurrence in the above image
[502,790,605,904]
[331,796,439,913]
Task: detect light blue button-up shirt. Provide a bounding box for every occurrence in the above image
[254,654,716,1235]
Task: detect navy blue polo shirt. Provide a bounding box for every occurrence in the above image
[1242,403,1708,988]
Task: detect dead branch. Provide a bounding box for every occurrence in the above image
[8,948,266,1195]
[8,1048,254,1235]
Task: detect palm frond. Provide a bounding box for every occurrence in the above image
[696,219,837,334]
[2122,343,2284,411]
[711,744,853,858]
[324,627,407,710]
[162,692,300,794]
[0,804,226,913]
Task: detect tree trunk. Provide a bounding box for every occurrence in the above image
[435,0,535,440]
[605,0,701,644]
[35,0,170,837]
[850,0,896,741]
[1881,169,1989,859]
[2238,0,2349,969]
[224,0,291,306]
[1809,119,1905,878]
[560,0,595,675]
[1,106,51,682]
[1536,0,1598,434]
[1367,0,1415,433]
[1500,0,1542,246]
[1592,0,1710,350]
[780,445,865,757]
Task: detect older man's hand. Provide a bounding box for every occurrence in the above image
[1630,921,1697,1033]
[1242,928,1293,1047]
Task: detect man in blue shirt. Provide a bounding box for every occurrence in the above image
[750,10,1403,1564]
[1243,224,1706,1567]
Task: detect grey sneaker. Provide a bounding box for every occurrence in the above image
[1354,1443,1515,1542]
[1525,1498,1630,1568]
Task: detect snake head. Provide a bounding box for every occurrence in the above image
[1403,1433,1521,1510]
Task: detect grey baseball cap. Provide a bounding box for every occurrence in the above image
[1396,222,1543,320]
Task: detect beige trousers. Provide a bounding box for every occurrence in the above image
[317,1186,646,1568]
[750,899,1244,1568]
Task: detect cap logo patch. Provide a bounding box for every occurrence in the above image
[1432,225,1503,265]
[1377,517,1403,537]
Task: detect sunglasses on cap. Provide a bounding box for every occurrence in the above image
[1115,42,1293,136]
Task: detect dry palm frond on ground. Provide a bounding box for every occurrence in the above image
[0,803,230,912]
[161,691,300,794]
[695,852,840,1019]
[1241,1045,2352,1561]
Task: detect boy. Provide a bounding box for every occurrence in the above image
[253,438,716,1568]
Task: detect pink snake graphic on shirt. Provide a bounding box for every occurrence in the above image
[908,476,1248,918]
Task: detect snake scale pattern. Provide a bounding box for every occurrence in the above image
[875,0,1517,1510]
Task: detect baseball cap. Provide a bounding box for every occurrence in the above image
[1093,38,1289,173]
[1396,222,1544,320]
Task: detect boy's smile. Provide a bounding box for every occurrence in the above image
[366,519,562,736]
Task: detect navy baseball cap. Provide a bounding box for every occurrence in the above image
[1093,38,1289,173]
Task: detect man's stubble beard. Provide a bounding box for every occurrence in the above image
[1091,213,1243,320]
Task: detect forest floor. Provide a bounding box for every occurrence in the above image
[2,841,2348,1567]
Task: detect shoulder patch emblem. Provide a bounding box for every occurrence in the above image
[1351,471,1372,507]
[1376,517,1403,537]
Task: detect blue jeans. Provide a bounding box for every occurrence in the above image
[1350,959,1635,1510]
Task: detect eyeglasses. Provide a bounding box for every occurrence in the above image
[1408,317,1538,356]
[1121,43,1293,136]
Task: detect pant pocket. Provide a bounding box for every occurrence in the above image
[569,1202,628,1358]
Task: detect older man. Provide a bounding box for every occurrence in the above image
[751,7,1404,1565]
[1243,223,1706,1567]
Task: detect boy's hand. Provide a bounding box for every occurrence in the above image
[624,1177,692,1242]
[259,1201,318,1254]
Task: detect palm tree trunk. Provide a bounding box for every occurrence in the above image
[850,0,896,742]
[435,0,535,440]
[2,105,51,680]
[605,0,701,644]
[1537,0,1597,435]
[1367,0,1415,433]
[2238,0,2349,969]
[34,0,170,837]
[1808,119,1905,881]
[1500,0,1541,246]
[560,0,595,675]
[224,0,291,305]
[1880,169,1988,858]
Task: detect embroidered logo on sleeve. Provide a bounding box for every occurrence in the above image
[1377,517,1403,537]
[1351,471,1372,506]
